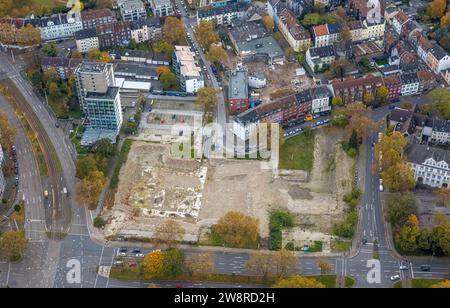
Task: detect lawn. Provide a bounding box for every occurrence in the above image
[331,240,352,253]
[279,130,314,171]
[345,276,355,288]
[313,275,336,288]
[412,278,444,288]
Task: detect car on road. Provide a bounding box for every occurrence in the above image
[420,265,431,271]
[118,252,127,257]
[304,114,313,121]
[313,114,320,119]
[131,248,141,254]
[316,120,323,125]
[135,253,145,258]
[362,237,367,244]
[379,184,384,192]
[390,275,400,281]
[119,247,127,253]
[15,177,19,186]
[323,119,330,124]
[55,122,60,128]
[399,265,409,270]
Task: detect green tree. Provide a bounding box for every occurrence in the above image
[332,96,344,107]
[154,40,174,58]
[427,88,450,119]
[431,222,450,255]
[376,86,390,105]
[159,70,177,90]
[302,13,323,26]
[205,45,228,65]
[91,139,116,158]
[348,130,358,150]
[76,156,99,179]
[42,43,58,57]
[395,214,421,253]
[163,248,185,278]
[386,192,417,228]
[196,87,217,112]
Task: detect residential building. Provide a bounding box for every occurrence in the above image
[75,62,122,145]
[150,0,174,17]
[197,2,249,25]
[111,49,170,65]
[426,44,450,74]
[411,32,433,63]
[172,46,204,93]
[400,72,419,96]
[75,28,99,53]
[119,0,147,21]
[347,20,364,42]
[312,24,329,47]
[81,8,115,29]
[327,23,341,45]
[431,120,450,145]
[41,57,82,80]
[306,45,335,72]
[277,8,311,52]
[228,70,249,114]
[392,10,409,35]
[267,0,285,25]
[330,75,383,103]
[442,68,450,86]
[406,142,450,188]
[25,13,83,41]
[417,70,437,93]
[382,74,402,99]
[96,21,131,50]
[228,20,285,65]
[130,18,161,43]
[362,19,385,40]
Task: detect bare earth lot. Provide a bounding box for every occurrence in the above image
[103,128,354,251]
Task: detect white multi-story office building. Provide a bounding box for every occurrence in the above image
[119,0,147,21]
[150,0,174,17]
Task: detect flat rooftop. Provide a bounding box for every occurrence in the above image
[228,70,248,100]
[78,62,108,73]
[236,35,284,59]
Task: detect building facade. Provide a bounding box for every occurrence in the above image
[150,0,174,17]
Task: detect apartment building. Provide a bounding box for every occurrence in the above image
[75,28,99,53]
[277,8,311,52]
[25,13,83,41]
[96,21,132,50]
[119,0,147,21]
[426,44,450,74]
[172,46,204,93]
[150,0,174,17]
[81,8,115,29]
[197,2,249,25]
[330,75,383,104]
[306,45,335,72]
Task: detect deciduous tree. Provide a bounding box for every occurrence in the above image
[0,230,27,261]
[272,249,298,278]
[75,170,107,208]
[381,162,416,191]
[159,70,177,90]
[196,87,217,112]
[363,92,375,106]
[154,40,174,58]
[376,86,389,105]
[184,252,215,276]
[245,251,273,279]
[153,219,185,247]
[194,21,219,51]
[156,66,171,77]
[0,109,17,152]
[395,214,420,253]
[163,17,185,45]
[429,0,446,19]
[273,275,325,288]
[262,15,275,31]
[142,250,165,279]
[434,187,450,207]
[87,48,101,60]
[332,96,344,107]
[163,248,185,278]
[428,88,450,119]
[385,192,417,228]
[76,156,99,179]
[431,280,450,288]
[212,211,260,248]
[205,45,228,65]
[317,259,332,274]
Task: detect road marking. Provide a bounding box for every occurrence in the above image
[105,248,117,289]
[94,246,105,288]
[6,263,11,286]
[410,262,414,279]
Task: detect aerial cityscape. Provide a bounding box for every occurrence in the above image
[0,0,450,292]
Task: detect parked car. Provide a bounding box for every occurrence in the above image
[304,114,313,121]
[131,248,141,254]
[119,247,127,253]
[316,121,323,125]
[323,119,330,124]
[135,253,145,258]
[420,265,431,271]
[399,265,409,270]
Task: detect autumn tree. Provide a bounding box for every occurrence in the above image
[163,248,185,278]
[153,219,186,247]
[142,250,165,279]
[0,109,17,152]
[441,12,450,28]
[272,249,298,278]
[42,43,58,57]
[194,21,219,51]
[163,17,185,45]
[434,188,450,207]
[184,252,215,276]
[317,259,332,274]
[205,45,229,65]
[302,13,323,27]
[156,66,171,77]
[273,275,325,288]
[385,192,417,228]
[431,280,450,288]
[429,0,446,19]
[381,162,416,191]
[376,86,389,105]
[76,156,99,179]
[99,52,111,63]
[431,222,450,255]
[196,87,217,112]
[363,92,375,106]
[339,25,352,41]
[211,211,260,248]
[0,230,27,261]
[71,51,82,58]
[395,214,421,253]
[75,170,107,208]
[344,102,377,139]
[87,48,101,60]
[374,131,409,173]
[262,15,275,31]
[245,251,274,279]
